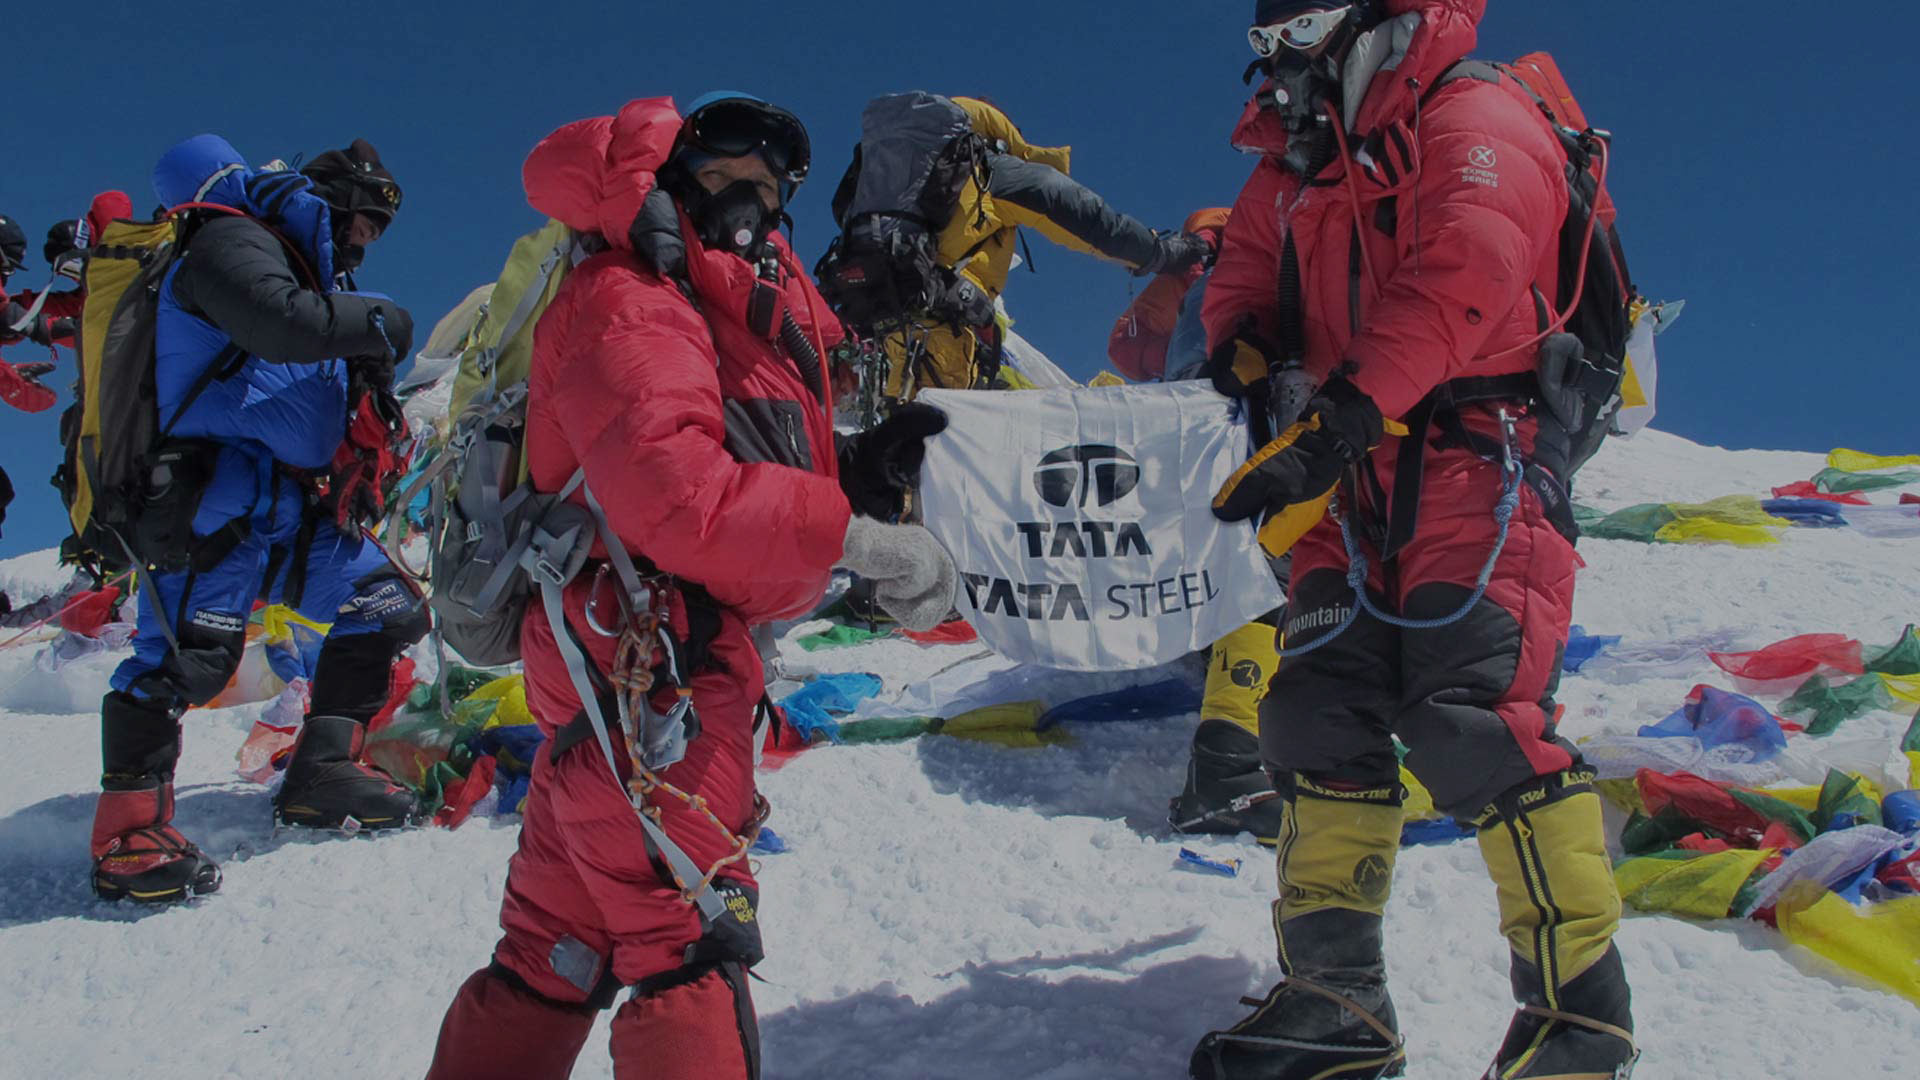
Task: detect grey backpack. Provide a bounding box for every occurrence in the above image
[426,386,595,667]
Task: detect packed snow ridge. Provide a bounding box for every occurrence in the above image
[2,428,1916,1077]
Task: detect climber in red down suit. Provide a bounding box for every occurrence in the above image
[426,92,957,1080]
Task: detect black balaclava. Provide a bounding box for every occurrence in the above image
[301,138,401,274]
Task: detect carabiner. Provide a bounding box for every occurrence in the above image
[636,688,699,771]
[583,563,623,638]
[1496,407,1521,476]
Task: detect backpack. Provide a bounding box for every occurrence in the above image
[813,92,990,336]
[56,207,276,582]
[1436,52,1639,478]
[408,219,718,784]
[393,218,593,668]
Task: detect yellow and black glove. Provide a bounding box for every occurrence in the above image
[1213,376,1384,523]
[1207,327,1279,401]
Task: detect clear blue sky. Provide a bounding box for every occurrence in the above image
[1,1,1911,558]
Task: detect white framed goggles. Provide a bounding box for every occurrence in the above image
[1248,5,1354,57]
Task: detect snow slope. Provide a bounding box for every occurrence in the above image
[1,428,1917,1078]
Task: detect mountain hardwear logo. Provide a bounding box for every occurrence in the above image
[1033,445,1140,509]
[1469,145,1497,168]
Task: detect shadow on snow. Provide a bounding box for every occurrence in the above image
[762,929,1245,1080]
[910,715,1202,839]
[0,782,313,928]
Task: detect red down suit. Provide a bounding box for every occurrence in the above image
[1202,0,1579,818]
[428,98,850,1080]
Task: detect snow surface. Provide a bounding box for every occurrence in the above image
[2,428,1917,1078]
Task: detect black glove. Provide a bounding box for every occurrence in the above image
[25,316,63,347]
[368,303,414,361]
[346,353,396,396]
[838,402,950,521]
[1207,326,1280,400]
[1139,230,1213,277]
[1213,376,1383,522]
[0,301,29,344]
[14,361,54,380]
[928,267,995,327]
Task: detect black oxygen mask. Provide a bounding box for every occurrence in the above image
[683,178,783,260]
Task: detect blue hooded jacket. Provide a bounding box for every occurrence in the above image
[150,134,350,470]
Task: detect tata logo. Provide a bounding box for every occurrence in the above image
[1033,445,1140,509]
[1468,145,1498,168]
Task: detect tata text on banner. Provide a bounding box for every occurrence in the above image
[917,382,1284,671]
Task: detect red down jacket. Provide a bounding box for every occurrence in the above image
[519,97,851,739]
[1202,0,1566,421]
[484,98,851,1003]
[1212,0,1590,819]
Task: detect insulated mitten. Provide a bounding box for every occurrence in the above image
[0,361,57,413]
[1213,375,1383,522]
[367,302,414,360]
[44,219,81,268]
[835,517,957,632]
[837,402,949,521]
[1140,230,1213,277]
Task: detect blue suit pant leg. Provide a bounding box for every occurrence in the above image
[269,519,428,724]
[110,531,272,710]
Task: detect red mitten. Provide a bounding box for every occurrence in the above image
[0,361,57,413]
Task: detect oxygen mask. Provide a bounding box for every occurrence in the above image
[684,178,783,259]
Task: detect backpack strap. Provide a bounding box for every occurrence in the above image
[158,343,247,440]
[476,230,575,395]
[1379,373,1540,563]
[533,492,728,925]
[521,467,726,923]
[1421,59,1506,105]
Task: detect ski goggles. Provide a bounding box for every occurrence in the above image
[1248,5,1353,57]
[682,97,812,186]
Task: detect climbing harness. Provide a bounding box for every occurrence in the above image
[1277,408,1524,659]
[535,476,755,924]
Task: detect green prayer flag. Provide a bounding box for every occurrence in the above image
[1780,674,1894,736]
[1813,467,1920,494]
[1865,625,1920,677]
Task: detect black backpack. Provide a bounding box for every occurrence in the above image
[814,92,991,335]
[1435,54,1636,479]
[55,212,208,579]
[56,206,310,585]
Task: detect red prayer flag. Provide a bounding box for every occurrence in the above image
[1771,481,1871,504]
[1709,633,1864,682]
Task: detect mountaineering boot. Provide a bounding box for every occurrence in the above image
[1477,779,1636,1079]
[1169,719,1284,841]
[1483,948,1636,1079]
[1189,909,1405,1080]
[273,715,420,831]
[93,690,218,902]
[1190,774,1408,1078]
[91,777,221,902]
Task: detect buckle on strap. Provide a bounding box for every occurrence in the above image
[522,519,586,587]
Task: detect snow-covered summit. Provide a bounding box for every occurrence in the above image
[1,429,1915,1077]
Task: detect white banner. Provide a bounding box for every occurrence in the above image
[917,382,1284,671]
